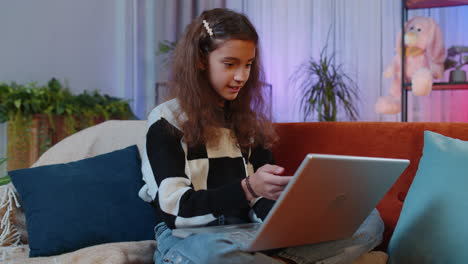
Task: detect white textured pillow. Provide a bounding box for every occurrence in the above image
[33,120,147,167]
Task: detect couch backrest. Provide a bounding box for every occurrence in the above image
[30,120,468,249]
[272,121,468,249]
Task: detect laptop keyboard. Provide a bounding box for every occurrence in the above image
[221,224,260,248]
[172,222,261,247]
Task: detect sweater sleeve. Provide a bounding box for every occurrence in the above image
[248,145,276,221]
[146,117,250,229]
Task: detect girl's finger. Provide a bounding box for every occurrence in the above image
[265,175,292,186]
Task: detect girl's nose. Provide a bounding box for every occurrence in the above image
[234,68,248,83]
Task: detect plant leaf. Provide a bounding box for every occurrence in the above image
[14,99,21,109]
[0,175,10,185]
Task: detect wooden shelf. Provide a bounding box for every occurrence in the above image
[404,82,468,90]
[406,0,468,9]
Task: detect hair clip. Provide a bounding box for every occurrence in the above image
[202,20,213,36]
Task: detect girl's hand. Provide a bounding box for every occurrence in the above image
[243,164,292,201]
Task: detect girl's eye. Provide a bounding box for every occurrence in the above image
[224,63,234,67]
[246,64,253,68]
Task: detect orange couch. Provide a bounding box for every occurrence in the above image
[272,122,468,250]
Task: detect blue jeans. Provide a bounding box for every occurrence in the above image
[153,209,383,264]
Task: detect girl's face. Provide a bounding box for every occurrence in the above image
[206,39,256,104]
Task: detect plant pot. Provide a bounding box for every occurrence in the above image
[7,115,56,171]
[6,114,112,171]
[6,115,75,171]
[449,70,467,83]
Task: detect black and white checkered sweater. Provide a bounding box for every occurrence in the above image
[139,99,275,229]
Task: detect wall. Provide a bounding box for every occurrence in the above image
[1,1,126,96]
[0,0,154,173]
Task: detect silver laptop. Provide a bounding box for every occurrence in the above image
[172,154,410,252]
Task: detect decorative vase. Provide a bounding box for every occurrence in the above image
[449,70,467,83]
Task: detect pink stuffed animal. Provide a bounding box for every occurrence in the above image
[376,16,445,114]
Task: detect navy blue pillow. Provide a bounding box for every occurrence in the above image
[9,145,157,257]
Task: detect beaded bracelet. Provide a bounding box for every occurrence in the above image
[245,176,259,198]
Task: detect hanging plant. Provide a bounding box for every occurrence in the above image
[0,78,135,170]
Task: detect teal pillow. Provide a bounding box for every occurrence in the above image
[388,131,468,263]
[9,145,157,257]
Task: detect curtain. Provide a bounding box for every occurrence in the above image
[152,0,468,122]
[154,0,401,122]
[228,0,401,122]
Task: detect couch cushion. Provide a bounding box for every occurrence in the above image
[9,145,157,257]
[387,131,468,263]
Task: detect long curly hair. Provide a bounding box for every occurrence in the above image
[167,8,277,149]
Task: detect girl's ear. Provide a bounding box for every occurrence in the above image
[198,51,208,70]
[199,61,206,70]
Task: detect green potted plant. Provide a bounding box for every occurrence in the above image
[0,157,10,185]
[444,46,468,83]
[0,78,135,170]
[291,43,359,122]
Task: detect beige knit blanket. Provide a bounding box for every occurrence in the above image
[2,240,156,264]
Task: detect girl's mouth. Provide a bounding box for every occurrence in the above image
[227,85,241,93]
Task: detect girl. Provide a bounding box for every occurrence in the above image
[139,8,383,264]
